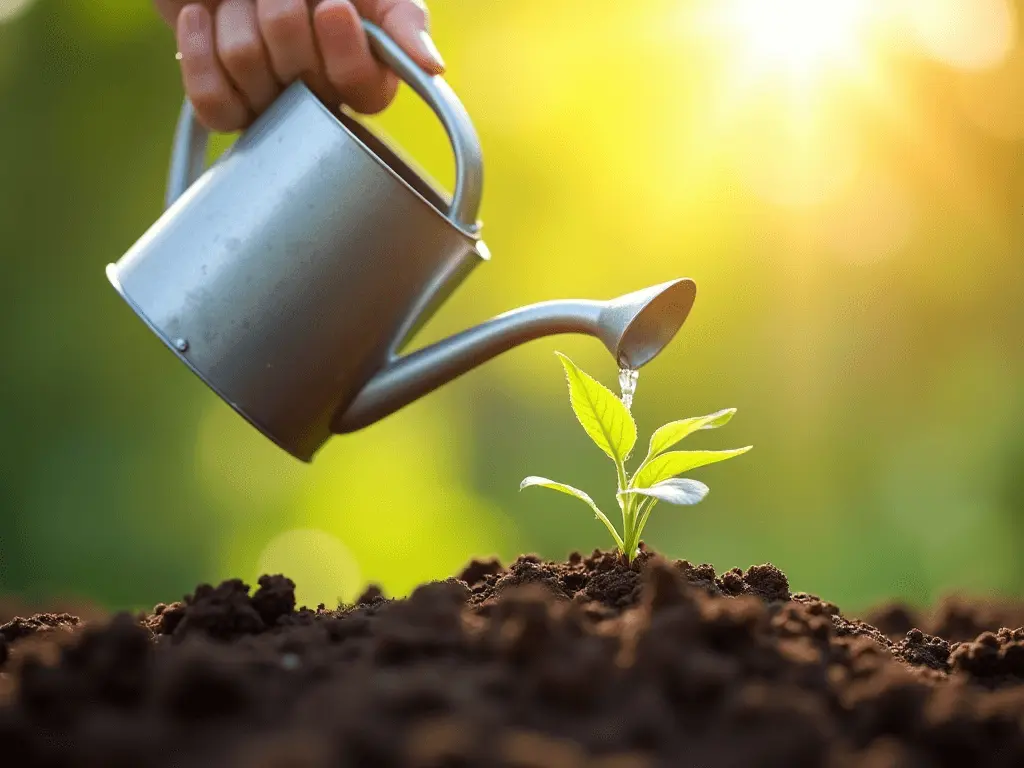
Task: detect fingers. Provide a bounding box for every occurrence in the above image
[215,0,279,115]
[177,4,250,131]
[314,0,397,114]
[256,0,337,104]
[352,0,444,74]
[168,0,448,126]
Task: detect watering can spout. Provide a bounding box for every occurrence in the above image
[334,278,697,434]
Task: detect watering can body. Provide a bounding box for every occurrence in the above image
[108,23,697,462]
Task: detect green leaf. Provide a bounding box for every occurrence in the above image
[520,476,625,550]
[620,478,710,506]
[631,446,752,489]
[556,353,636,465]
[645,409,736,461]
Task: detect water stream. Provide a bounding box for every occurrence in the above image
[618,366,639,412]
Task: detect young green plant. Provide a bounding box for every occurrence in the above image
[520,353,751,563]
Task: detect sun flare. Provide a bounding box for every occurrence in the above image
[712,0,879,82]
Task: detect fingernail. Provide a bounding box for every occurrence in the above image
[417,30,446,72]
[180,6,210,52]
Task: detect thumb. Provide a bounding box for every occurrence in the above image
[359,0,445,75]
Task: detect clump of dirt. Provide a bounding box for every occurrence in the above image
[950,627,1024,683]
[867,596,1024,643]
[0,598,104,628]
[0,613,80,643]
[1,549,1023,767]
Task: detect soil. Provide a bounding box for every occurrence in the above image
[2,548,1024,768]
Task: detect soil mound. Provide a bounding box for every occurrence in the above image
[1,549,1023,767]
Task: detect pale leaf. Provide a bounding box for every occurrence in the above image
[621,478,710,506]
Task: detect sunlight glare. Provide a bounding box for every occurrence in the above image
[903,0,1016,71]
[712,0,878,81]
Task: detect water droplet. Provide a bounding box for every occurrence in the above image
[618,366,639,412]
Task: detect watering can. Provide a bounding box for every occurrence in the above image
[106,22,697,462]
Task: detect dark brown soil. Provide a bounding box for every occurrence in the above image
[2,548,1024,767]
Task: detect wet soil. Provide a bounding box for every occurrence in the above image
[2,548,1024,767]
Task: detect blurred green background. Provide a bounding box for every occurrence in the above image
[1,0,1023,614]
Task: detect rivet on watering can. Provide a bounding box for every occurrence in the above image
[174,338,189,353]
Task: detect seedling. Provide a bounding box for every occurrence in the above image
[521,353,751,563]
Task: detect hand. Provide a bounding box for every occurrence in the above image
[153,1,444,131]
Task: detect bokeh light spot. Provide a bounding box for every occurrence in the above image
[0,0,37,25]
[256,528,362,608]
[297,402,519,599]
[904,0,1016,71]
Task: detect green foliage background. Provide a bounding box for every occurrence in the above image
[2,0,1023,613]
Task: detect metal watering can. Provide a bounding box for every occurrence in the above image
[107,22,697,462]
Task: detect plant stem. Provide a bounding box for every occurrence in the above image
[615,460,631,558]
[633,498,658,552]
[620,496,657,562]
[615,462,629,501]
[622,495,635,561]
[624,496,639,562]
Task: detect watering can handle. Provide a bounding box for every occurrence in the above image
[165,20,483,233]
